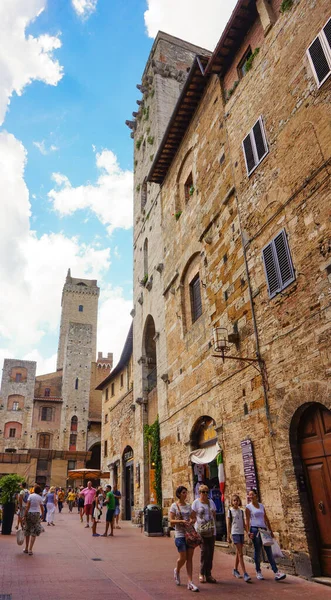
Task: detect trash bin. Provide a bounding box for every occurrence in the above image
[144,504,163,536]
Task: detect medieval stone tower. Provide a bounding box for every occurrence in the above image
[57,269,109,456]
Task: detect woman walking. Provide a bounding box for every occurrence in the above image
[191,485,217,583]
[246,488,286,581]
[227,494,251,582]
[46,486,57,526]
[23,485,44,555]
[169,485,199,592]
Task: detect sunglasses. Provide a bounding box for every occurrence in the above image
[200,491,208,494]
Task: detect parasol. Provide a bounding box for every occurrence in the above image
[67,468,110,480]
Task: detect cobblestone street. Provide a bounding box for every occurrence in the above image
[1,512,331,600]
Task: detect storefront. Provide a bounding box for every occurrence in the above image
[189,416,226,541]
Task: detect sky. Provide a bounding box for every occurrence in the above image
[0,0,237,376]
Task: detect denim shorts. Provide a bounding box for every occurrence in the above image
[232,534,244,544]
[175,537,187,552]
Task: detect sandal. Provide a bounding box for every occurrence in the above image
[28,551,33,556]
[199,575,206,583]
[23,549,29,554]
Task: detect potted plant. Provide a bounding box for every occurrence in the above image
[0,473,24,535]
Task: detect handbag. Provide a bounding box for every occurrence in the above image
[177,504,202,548]
[16,528,25,546]
[196,505,215,538]
[271,539,283,558]
[258,528,274,546]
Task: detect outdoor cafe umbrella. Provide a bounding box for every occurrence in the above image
[67,468,110,480]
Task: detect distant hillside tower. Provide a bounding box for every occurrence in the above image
[57,269,99,371]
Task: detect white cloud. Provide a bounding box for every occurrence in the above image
[23,350,57,376]
[144,0,238,51]
[48,149,133,235]
[0,0,63,125]
[33,140,59,155]
[72,0,98,19]
[0,129,111,360]
[98,286,133,367]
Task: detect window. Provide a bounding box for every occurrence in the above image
[78,305,84,312]
[120,373,124,388]
[15,373,22,383]
[75,378,79,390]
[237,46,252,78]
[9,428,16,438]
[141,179,147,210]
[307,18,331,87]
[68,460,76,471]
[143,238,148,280]
[190,274,202,323]
[104,440,108,457]
[242,116,268,176]
[41,407,53,422]
[105,413,108,424]
[44,388,50,397]
[111,382,115,396]
[184,172,193,203]
[262,229,295,298]
[12,402,19,411]
[71,416,78,432]
[69,434,77,450]
[105,387,109,401]
[38,433,51,449]
[37,459,48,471]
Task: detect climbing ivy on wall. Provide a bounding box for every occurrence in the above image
[144,416,162,506]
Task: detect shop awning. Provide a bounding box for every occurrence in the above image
[189,443,221,465]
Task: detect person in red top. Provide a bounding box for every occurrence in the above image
[81,481,96,528]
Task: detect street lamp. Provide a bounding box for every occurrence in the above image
[212,326,264,378]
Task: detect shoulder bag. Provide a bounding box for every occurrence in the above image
[258,528,274,546]
[196,503,215,538]
[177,503,202,548]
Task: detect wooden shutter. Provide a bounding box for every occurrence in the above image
[262,229,295,298]
[190,275,202,322]
[307,19,331,87]
[243,134,256,174]
[243,117,268,175]
[253,119,268,161]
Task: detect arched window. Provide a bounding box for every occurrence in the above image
[75,378,79,390]
[180,253,203,332]
[44,388,50,397]
[7,395,24,411]
[143,238,148,279]
[71,416,78,432]
[79,305,83,312]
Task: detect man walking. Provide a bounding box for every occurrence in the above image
[113,483,122,529]
[102,485,115,537]
[81,481,96,528]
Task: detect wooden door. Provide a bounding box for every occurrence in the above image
[299,405,331,576]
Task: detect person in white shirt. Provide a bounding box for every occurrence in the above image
[23,485,44,555]
[191,485,217,584]
[227,494,251,582]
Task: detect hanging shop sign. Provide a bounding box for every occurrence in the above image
[240,439,258,495]
[124,449,133,463]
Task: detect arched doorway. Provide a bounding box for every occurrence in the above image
[297,404,331,576]
[123,446,134,520]
[189,416,226,541]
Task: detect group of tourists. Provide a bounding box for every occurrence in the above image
[170,485,286,592]
[17,479,122,555]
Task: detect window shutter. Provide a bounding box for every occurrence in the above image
[190,275,202,322]
[262,243,280,298]
[243,134,255,174]
[274,230,295,288]
[308,37,330,85]
[323,19,331,48]
[253,119,267,161]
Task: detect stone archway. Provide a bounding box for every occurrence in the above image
[276,380,331,577]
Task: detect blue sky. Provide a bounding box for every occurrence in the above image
[0,0,237,375]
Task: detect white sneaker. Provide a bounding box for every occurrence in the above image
[244,573,251,582]
[187,582,199,592]
[256,571,264,580]
[174,568,180,586]
[275,572,286,581]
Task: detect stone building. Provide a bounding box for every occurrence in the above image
[98,325,135,520]
[129,0,330,579]
[0,271,112,487]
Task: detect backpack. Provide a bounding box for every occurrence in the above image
[23,490,29,503]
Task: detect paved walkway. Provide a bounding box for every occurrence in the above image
[1,510,330,600]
